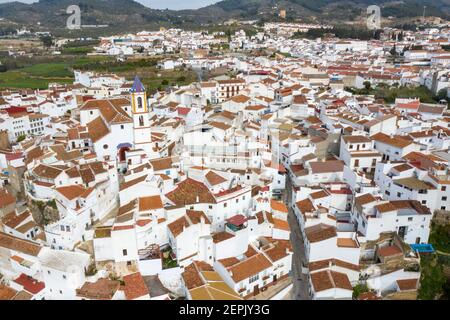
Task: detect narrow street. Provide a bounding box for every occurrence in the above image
[285,174,311,300]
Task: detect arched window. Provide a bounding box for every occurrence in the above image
[137,97,143,109]
[139,115,144,127]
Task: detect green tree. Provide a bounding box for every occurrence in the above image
[418,254,447,300]
[40,35,54,48]
[16,134,26,142]
[352,283,370,299]
[437,89,448,101]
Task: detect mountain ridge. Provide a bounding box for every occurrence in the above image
[0,0,448,33]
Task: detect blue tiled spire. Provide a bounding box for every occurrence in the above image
[131,75,146,93]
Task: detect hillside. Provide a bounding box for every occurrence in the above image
[185,0,450,22]
[0,0,449,34]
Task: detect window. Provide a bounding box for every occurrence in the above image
[397,192,401,197]
[63,275,66,279]
[441,206,446,210]
[137,97,143,109]
[442,186,447,191]
[123,249,128,256]
[60,225,65,232]
[224,202,227,208]
[422,200,427,205]
[47,270,51,274]
[442,196,447,201]
[408,217,413,222]
[208,205,213,209]
[103,144,108,150]
[249,274,259,283]
[139,115,144,127]
[66,226,70,232]
[121,125,124,130]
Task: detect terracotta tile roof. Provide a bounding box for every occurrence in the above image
[270,199,288,213]
[0,188,15,208]
[377,245,402,257]
[13,273,45,294]
[296,198,315,213]
[337,238,359,248]
[263,239,291,262]
[390,200,431,215]
[229,95,250,103]
[342,135,371,144]
[149,157,176,172]
[392,164,413,172]
[76,278,120,300]
[2,210,30,229]
[397,279,419,291]
[273,218,290,231]
[310,270,352,292]
[375,202,397,213]
[122,272,149,300]
[305,224,337,243]
[309,259,360,272]
[205,171,227,186]
[310,190,329,200]
[0,284,18,300]
[309,160,344,174]
[212,232,235,243]
[0,232,42,256]
[24,146,43,164]
[255,211,274,224]
[372,133,412,148]
[167,210,210,238]
[293,95,308,104]
[209,121,232,131]
[87,117,109,143]
[226,214,247,226]
[56,185,93,201]
[218,257,240,267]
[119,174,147,191]
[32,164,63,180]
[358,291,381,300]
[165,178,216,206]
[182,261,213,289]
[245,246,258,258]
[138,195,163,211]
[226,253,272,283]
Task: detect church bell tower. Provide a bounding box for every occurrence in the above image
[131,76,152,155]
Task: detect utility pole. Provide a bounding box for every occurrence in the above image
[422,6,427,24]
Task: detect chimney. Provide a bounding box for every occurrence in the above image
[196,194,200,203]
[200,215,205,225]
